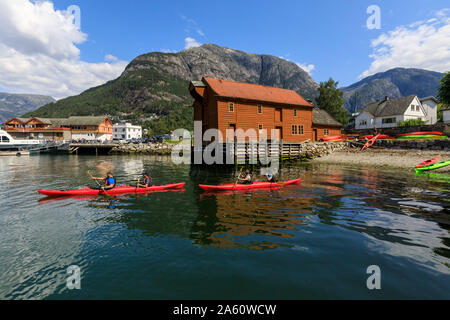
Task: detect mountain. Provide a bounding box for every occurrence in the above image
[0,92,55,123]
[341,68,444,113]
[25,44,319,133]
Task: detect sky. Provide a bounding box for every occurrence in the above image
[0,0,449,99]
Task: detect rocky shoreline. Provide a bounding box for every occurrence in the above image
[110,142,174,155]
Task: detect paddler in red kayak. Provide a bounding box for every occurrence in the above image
[137,172,153,188]
[238,170,253,185]
[92,172,116,191]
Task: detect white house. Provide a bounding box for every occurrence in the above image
[113,123,142,140]
[355,96,431,130]
[443,106,450,123]
[420,96,439,125]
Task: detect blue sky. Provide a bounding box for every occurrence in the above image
[0,0,449,98]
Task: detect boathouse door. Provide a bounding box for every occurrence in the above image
[275,108,282,122]
[313,129,318,141]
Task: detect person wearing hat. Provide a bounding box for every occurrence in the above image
[137,172,153,188]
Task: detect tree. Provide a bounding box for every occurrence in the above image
[397,119,427,127]
[437,104,444,122]
[315,78,349,125]
[438,72,450,106]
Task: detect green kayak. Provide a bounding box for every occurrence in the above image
[397,135,448,140]
[415,161,450,173]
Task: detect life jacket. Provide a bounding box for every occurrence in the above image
[105,177,116,188]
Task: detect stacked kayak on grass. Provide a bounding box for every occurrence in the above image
[397,132,448,140]
[38,182,186,197]
[199,178,301,191]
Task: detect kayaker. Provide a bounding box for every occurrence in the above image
[92,172,116,191]
[266,173,277,183]
[137,172,153,188]
[238,170,253,185]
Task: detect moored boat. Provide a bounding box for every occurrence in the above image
[199,178,301,191]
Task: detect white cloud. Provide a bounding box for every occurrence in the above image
[0,0,127,99]
[104,54,118,62]
[361,9,450,78]
[184,37,201,50]
[279,55,315,75]
[160,49,177,53]
[295,62,316,75]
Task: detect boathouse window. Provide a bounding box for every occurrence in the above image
[294,109,297,117]
[299,125,304,135]
[258,124,263,132]
[324,129,329,136]
[291,125,295,135]
[229,103,234,112]
[258,105,262,114]
[382,117,396,124]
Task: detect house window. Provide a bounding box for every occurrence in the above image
[294,109,297,117]
[258,105,262,114]
[229,103,234,112]
[360,120,367,126]
[382,117,396,124]
[299,125,304,135]
[411,106,415,111]
[416,105,420,111]
[324,129,329,136]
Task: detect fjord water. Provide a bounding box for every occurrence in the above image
[0,155,449,300]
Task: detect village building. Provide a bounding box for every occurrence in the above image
[4,117,71,141]
[443,106,450,123]
[312,108,343,140]
[189,77,341,143]
[3,116,113,142]
[113,122,142,140]
[354,95,437,130]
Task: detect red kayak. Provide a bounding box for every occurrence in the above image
[38,182,186,197]
[362,134,380,151]
[415,155,441,169]
[397,131,444,137]
[323,136,342,141]
[199,178,301,191]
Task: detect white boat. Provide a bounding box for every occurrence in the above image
[0,129,45,151]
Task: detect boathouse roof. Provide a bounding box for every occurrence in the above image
[313,108,342,127]
[196,77,313,107]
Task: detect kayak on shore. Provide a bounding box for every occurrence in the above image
[397,131,445,137]
[415,161,450,173]
[38,182,186,197]
[415,155,441,169]
[362,134,380,151]
[199,178,301,191]
[397,135,448,140]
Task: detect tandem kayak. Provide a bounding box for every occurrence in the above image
[415,161,450,173]
[415,155,441,169]
[199,178,301,191]
[38,182,186,197]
